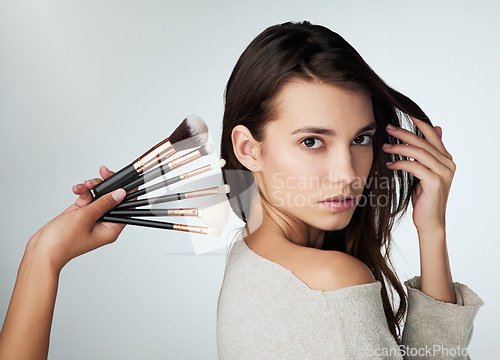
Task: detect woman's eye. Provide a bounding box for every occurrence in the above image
[352,135,373,145]
[301,137,323,149]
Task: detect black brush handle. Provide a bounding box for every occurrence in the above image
[123,163,172,192]
[124,175,182,201]
[93,163,139,199]
[108,209,169,217]
[115,192,186,209]
[101,215,174,230]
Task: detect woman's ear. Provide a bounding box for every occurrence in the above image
[231,125,261,171]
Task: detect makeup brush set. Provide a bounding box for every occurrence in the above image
[92,115,229,236]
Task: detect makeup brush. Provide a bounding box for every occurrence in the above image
[114,184,230,210]
[122,143,215,194]
[123,159,226,201]
[93,115,208,199]
[100,216,222,236]
[108,194,229,227]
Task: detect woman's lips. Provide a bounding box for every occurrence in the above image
[319,197,357,211]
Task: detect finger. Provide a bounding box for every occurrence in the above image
[88,183,127,244]
[386,124,453,167]
[83,188,126,225]
[99,165,115,180]
[382,143,454,176]
[72,183,88,195]
[386,160,441,188]
[66,166,118,215]
[64,164,117,214]
[435,126,443,139]
[74,182,94,202]
[84,178,104,190]
[63,183,94,213]
[409,116,452,160]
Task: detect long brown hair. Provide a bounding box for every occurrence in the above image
[220,21,431,343]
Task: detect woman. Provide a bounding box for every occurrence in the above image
[216,21,483,359]
[0,21,483,359]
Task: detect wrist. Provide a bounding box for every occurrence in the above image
[416,224,446,240]
[21,244,63,279]
[417,226,447,250]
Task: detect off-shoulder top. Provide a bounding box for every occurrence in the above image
[216,232,484,359]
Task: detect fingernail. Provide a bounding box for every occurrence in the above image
[386,161,394,166]
[386,124,396,131]
[112,188,126,202]
[382,143,392,149]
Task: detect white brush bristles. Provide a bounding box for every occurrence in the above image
[203,143,214,154]
[186,114,209,143]
[198,194,229,227]
[210,159,226,170]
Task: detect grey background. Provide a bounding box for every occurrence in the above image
[1,1,499,359]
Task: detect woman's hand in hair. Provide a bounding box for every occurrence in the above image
[383,118,457,303]
[383,117,455,236]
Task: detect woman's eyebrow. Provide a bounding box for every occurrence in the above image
[290,121,377,136]
[357,122,377,134]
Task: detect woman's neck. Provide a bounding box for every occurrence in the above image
[244,190,325,249]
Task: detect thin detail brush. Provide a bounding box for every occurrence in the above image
[123,143,215,193]
[100,216,222,236]
[124,159,226,201]
[114,185,230,209]
[108,194,229,227]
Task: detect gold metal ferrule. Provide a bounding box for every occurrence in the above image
[179,164,212,180]
[167,148,202,170]
[184,186,220,199]
[167,208,199,217]
[173,224,209,235]
[133,138,176,173]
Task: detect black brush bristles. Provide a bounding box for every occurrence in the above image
[169,115,209,151]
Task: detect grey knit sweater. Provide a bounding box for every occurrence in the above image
[216,232,484,359]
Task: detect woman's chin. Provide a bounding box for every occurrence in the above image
[309,214,353,232]
[309,221,349,231]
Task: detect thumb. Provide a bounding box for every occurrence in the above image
[434,125,443,139]
[84,188,126,223]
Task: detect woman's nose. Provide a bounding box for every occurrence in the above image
[326,148,357,185]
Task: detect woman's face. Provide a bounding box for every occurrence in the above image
[255,79,376,231]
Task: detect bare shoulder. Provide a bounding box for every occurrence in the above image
[295,247,377,292]
[245,232,376,292]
